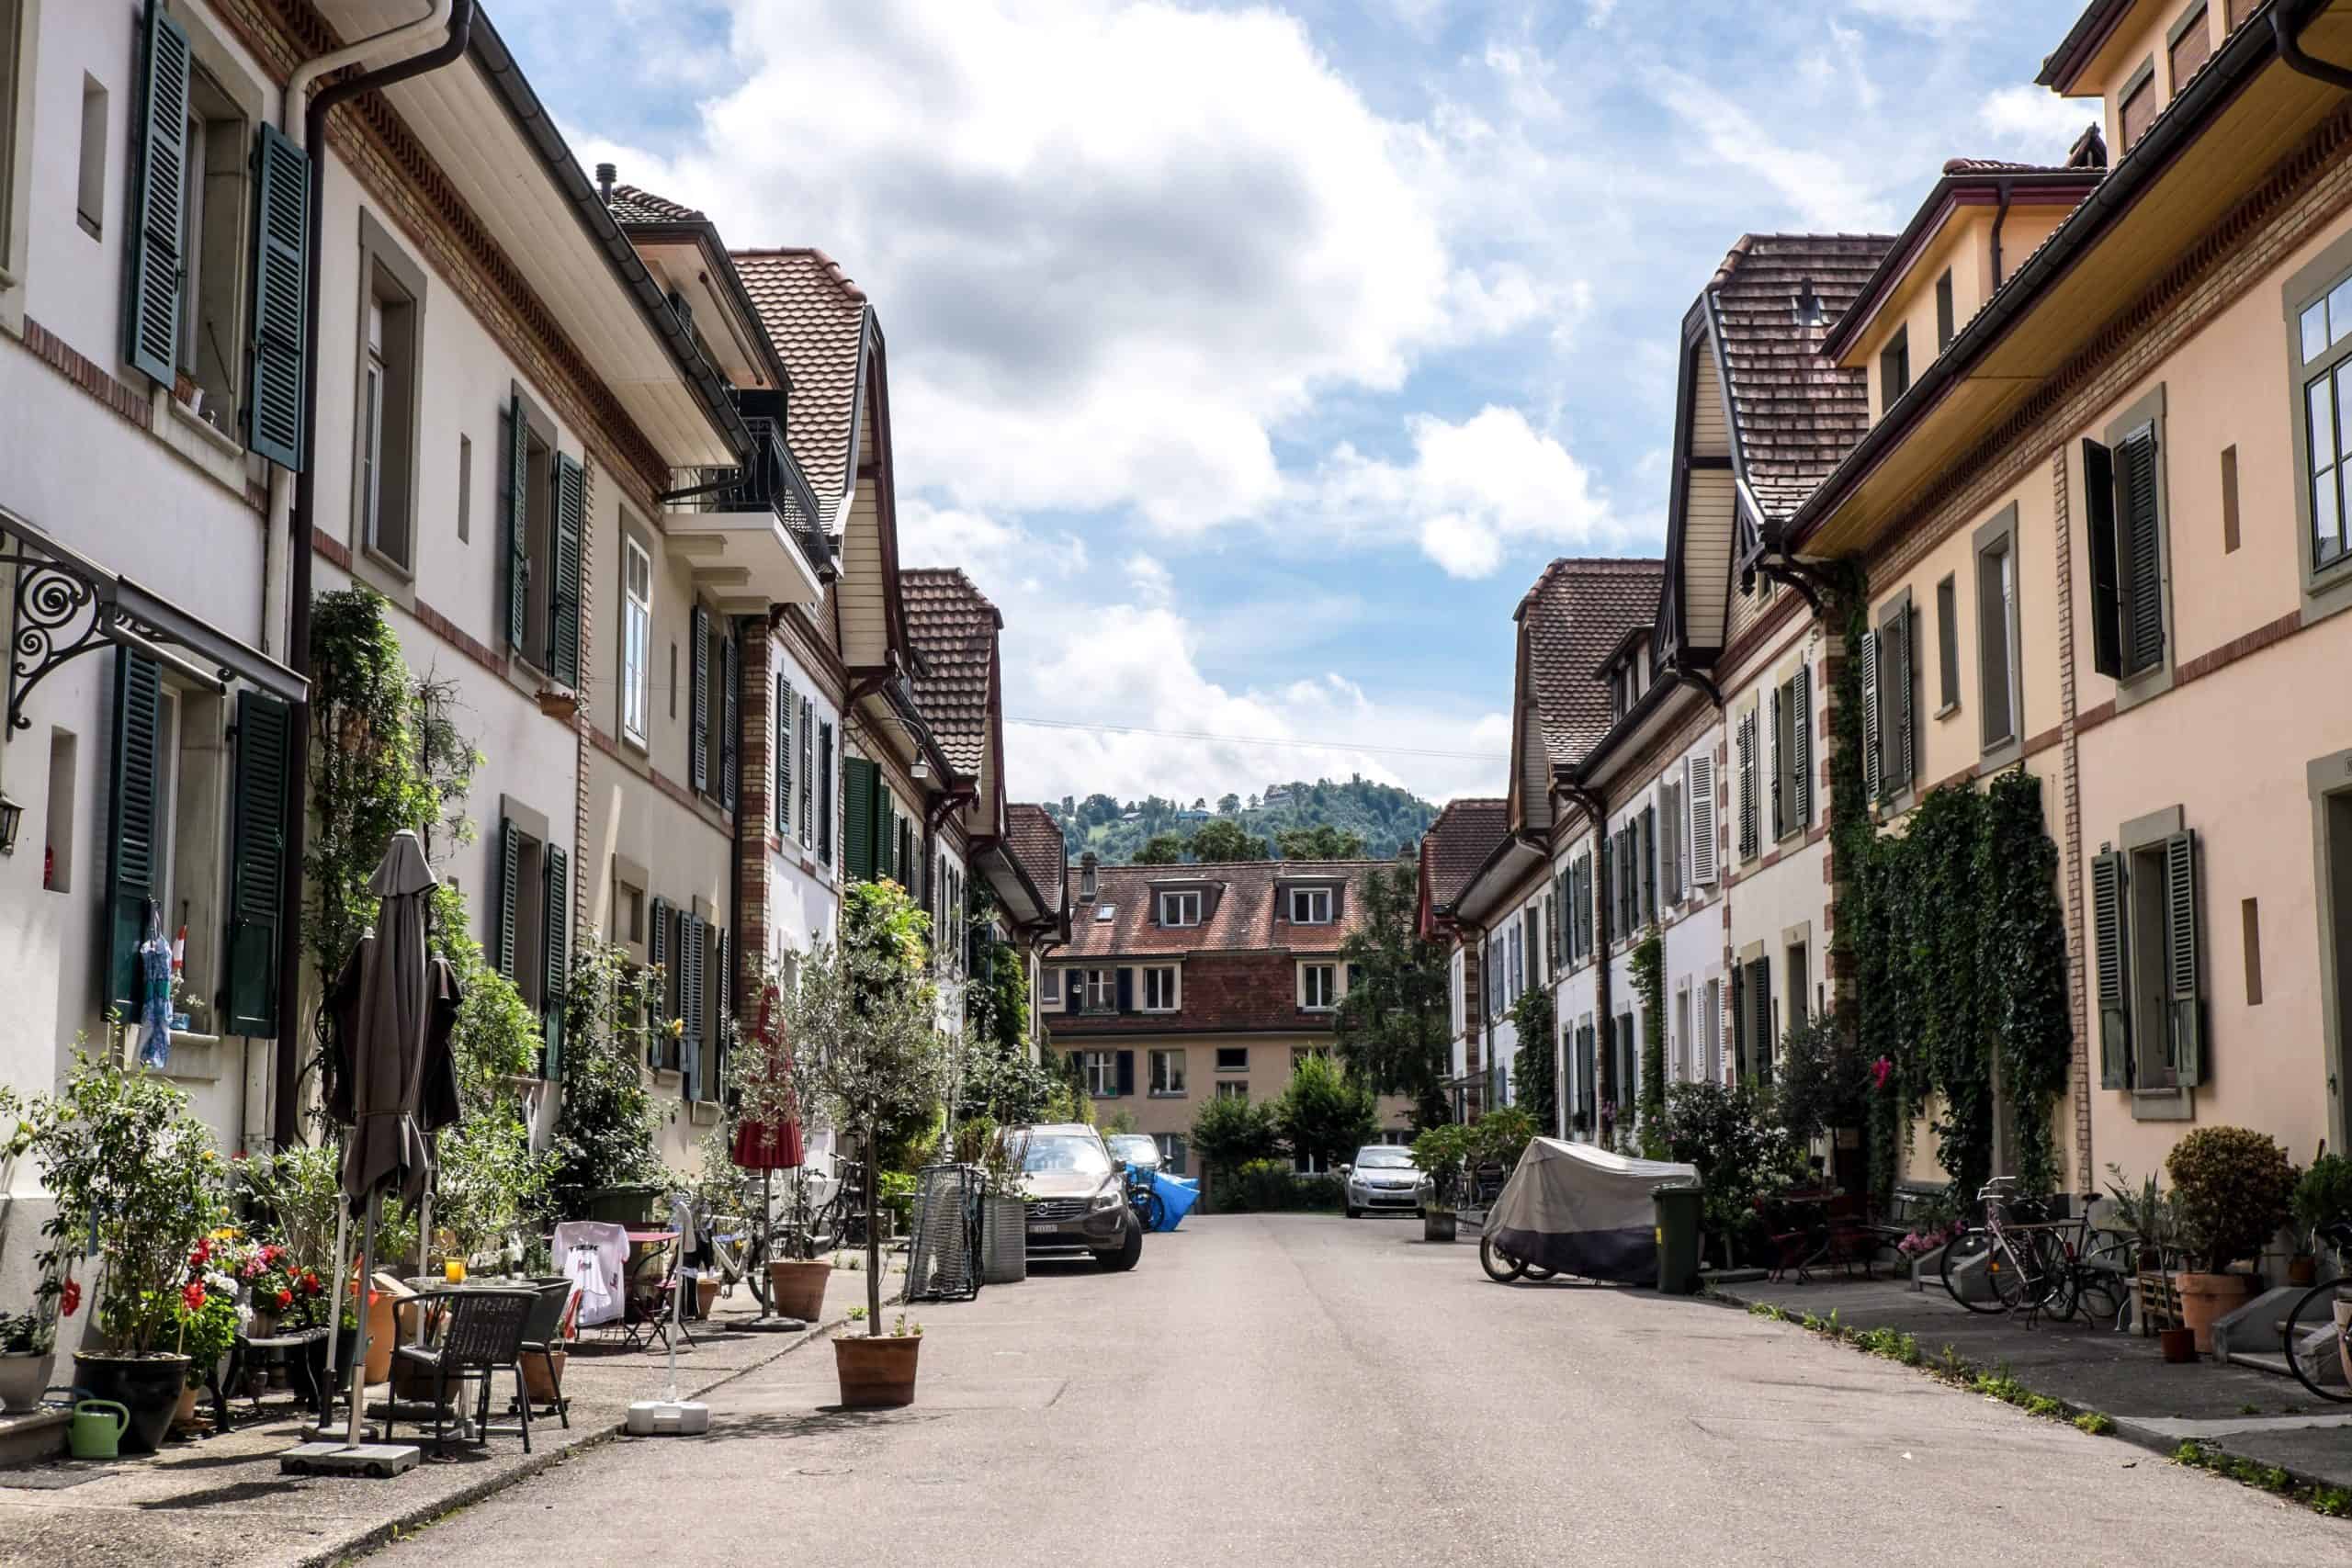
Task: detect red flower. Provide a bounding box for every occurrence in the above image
[190,1237,211,1267]
[182,1282,207,1314]
[300,1270,321,1295]
[59,1280,80,1317]
[241,1259,261,1279]
[275,1288,293,1309]
[1871,1055,1894,1091]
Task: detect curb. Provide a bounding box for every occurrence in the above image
[305,1308,854,1568]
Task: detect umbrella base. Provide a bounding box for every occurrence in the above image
[742,1315,807,1334]
[625,1400,708,1436]
[278,1441,420,1478]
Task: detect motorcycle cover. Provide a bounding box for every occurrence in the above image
[1481,1137,1699,1284]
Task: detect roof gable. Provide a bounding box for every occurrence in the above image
[733,249,871,511]
[1419,799,1509,921]
[1512,558,1665,800]
[902,568,1001,782]
[1060,861,1382,958]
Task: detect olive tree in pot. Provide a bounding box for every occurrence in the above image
[2165,1126,2297,1353]
[1,1055,225,1452]
[1411,1122,1474,1242]
[784,882,954,1407]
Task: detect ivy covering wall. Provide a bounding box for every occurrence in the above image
[1632,928,1666,1156]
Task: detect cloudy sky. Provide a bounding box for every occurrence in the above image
[503,0,2093,807]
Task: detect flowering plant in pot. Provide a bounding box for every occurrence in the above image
[2165,1126,2296,1353]
[0,1308,56,1413]
[0,1054,225,1452]
[783,881,954,1407]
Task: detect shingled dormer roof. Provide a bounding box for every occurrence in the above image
[902,568,1001,778]
[1006,805,1069,917]
[605,182,705,227]
[1519,558,1665,767]
[1419,798,1508,914]
[732,249,872,510]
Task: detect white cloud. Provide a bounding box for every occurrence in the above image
[1980,84,2098,161]
[1846,0,1978,33]
[1647,68,1895,231]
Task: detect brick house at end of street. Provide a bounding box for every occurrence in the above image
[1046,857,1413,1188]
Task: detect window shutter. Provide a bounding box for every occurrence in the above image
[1116,1050,1136,1098]
[843,755,876,879]
[1729,963,1746,1080]
[1598,832,1613,946]
[504,393,529,652]
[715,927,730,1089]
[1750,957,1773,1086]
[224,688,290,1034]
[1860,629,1882,802]
[1688,756,1716,887]
[1768,684,1783,840]
[1545,890,1559,967]
[493,818,519,981]
[103,649,165,1016]
[799,698,815,848]
[1116,966,1135,1013]
[551,455,584,687]
[1882,610,1915,795]
[1578,853,1594,955]
[719,626,740,810]
[2165,829,2201,1086]
[2082,439,2123,679]
[542,843,569,1080]
[2091,850,2131,1089]
[1736,711,1758,859]
[685,913,707,1100]
[1792,663,1812,827]
[775,677,793,838]
[1662,783,1683,906]
[122,1,191,387]
[1641,805,1657,925]
[819,722,835,864]
[246,123,309,469]
[648,896,670,1066]
[877,791,897,883]
[2118,424,2165,676]
[688,604,709,795]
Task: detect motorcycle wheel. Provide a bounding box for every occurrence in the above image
[1479,1235,1529,1283]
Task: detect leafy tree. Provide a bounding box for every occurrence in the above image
[1218,794,1241,815]
[1132,832,1188,865]
[1275,824,1366,860]
[1189,1093,1282,1183]
[1509,987,1557,1137]
[1774,1008,1871,1145]
[1188,818,1271,863]
[1332,863,1452,1125]
[1276,1054,1379,1172]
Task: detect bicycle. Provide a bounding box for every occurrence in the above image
[1125,1166,1165,1234]
[1939,1179,2132,1325]
[2279,1220,2352,1403]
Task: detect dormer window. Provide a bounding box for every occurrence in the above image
[1159,890,1202,927]
[2119,59,2155,152]
[1290,887,1333,924]
[1094,904,1115,923]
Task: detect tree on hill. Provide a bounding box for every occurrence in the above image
[1218,794,1241,815]
[1275,824,1365,861]
[1333,862,1452,1127]
[1187,818,1270,863]
[1133,832,1187,865]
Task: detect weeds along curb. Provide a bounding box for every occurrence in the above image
[1722,1293,2352,1521]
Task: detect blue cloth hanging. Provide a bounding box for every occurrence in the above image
[135,903,173,1068]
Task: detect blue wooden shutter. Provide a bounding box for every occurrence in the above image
[224,688,290,1034]
[246,123,309,468]
[688,604,709,794]
[123,0,191,387]
[493,818,519,981]
[103,649,165,1016]
[543,844,570,1079]
[504,393,529,651]
[775,676,793,839]
[550,455,584,686]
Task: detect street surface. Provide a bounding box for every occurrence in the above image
[372,1215,2346,1565]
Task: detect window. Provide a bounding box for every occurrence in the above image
[621,537,651,744]
[2092,823,2203,1093]
[43,728,77,894]
[2291,259,2352,590]
[0,1,30,255]
[1039,967,1062,1005]
[1702,978,1722,1084]
[357,256,423,571]
[457,435,473,545]
[1975,505,2022,755]
[1672,985,1691,1084]
[1159,890,1202,927]
[1733,955,1773,1086]
[1660,776,1684,906]
[503,389,583,686]
[1216,1046,1249,1073]
[76,75,106,239]
[1148,1049,1186,1096]
[1879,326,1910,410]
[1155,1134,1189,1176]
[1094,904,1115,923]
[1142,965,1178,1012]
[1301,964,1337,1010]
[2120,61,2156,151]
[1289,886,1332,924]
[1085,968,1115,1013]
[2080,389,2172,695]
[1771,668,1811,840]
[1081,1051,1119,1099]
[1787,941,1810,1031]
[1935,574,1960,713]
[2168,6,2211,88]
[1935,268,1954,352]
[1216,1081,1249,1101]
[1736,705,1759,856]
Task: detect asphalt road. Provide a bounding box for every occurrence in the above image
[368,1214,2347,1565]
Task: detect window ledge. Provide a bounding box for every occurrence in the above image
[689,1100,722,1126]
[1148,1090,1187,1099]
[156,1032,226,1084]
[157,389,252,491]
[1934,701,1960,721]
[652,1067,683,1090]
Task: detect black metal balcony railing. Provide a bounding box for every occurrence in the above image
[666,417,835,579]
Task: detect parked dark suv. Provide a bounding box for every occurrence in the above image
[1015,1123,1143,1270]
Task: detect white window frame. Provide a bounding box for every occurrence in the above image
[1085,968,1115,1012]
[1148,1048,1186,1096]
[1290,886,1333,924]
[1215,1080,1249,1101]
[1038,967,1062,1005]
[622,535,652,745]
[1300,963,1337,1011]
[1141,964,1180,1012]
[360,299,386,556]
[1082,1050,1118,1099]
[1158,889,1202,927]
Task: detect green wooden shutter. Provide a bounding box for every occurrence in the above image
[246,123,309,468]
[542,843,569,1079]
[775,676,793,839]
[2081,439,2123,679]
[122,1,191,387]
[2118,423,2165,677]
[1792,663,1812,826]
[103,649,165,1016]
[1860,628,1882,802]
[224,688,290,1034]
[1750,957,1773,1087]
[688,604,709,795]
[843,755,876,880]
[1641,805,1657,925]
[1886,608,1914,794]
[493,818,519,981]
[683,913,706,1101]
[1768,684,1783,840]
[648,895,669,1066]
[800,698,815,849]
[819,722,835,865]
[715,927,730,1084]
[2092,848,2132,1089]
[719,628,739,811]
[2165,829,2201,1087]
[504,393,529,651]
[550,455,583,686]
[877,790,896,883]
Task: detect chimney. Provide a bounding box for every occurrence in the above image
[1079,852,1098,902]
[595,162,617,203]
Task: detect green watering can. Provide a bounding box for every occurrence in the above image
[68,1398,129,1460]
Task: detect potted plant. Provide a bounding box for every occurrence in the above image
[0,1309,54,1414]
[2165,1126,2296,1353]
[835,1310,923,1408]
[978,1123,1030,1286]
[170,1263,239,1429]
[1411,1122,1475,1242]
[783,881,956,1409]
[2291,1151,2352,1280]
[2103,1164,2176,1272]
[1,1054,226,1453]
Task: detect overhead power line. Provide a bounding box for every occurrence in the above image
[1003,714,1505,763]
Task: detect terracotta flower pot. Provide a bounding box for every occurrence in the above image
[2159,1325,2199,1363]
[2289,1255,2318,1288]
[695,1277,720,1317]
[767,1259,832,1323]
[173,1385,201,1430]
[2173,1270,2256,1354]
[521,1348,567,1404]
[832,1333,921,1409]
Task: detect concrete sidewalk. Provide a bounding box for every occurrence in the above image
[0,1261,888,1568]
[1710,1272,2352,1495]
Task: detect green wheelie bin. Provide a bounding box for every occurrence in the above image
[1653,1182,1704,1295]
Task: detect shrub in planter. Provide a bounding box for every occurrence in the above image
[2165,1126,2296,1274]
[2292,1152,2352,1263]
[1410,1122,1476,1213]
[1661,1080,1801,1265]
[0,1309,55,1414]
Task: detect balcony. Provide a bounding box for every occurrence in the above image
[663,417,831,610]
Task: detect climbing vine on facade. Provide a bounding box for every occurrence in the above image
[1631,927,1666,1156]
[1509,986,1556,1137]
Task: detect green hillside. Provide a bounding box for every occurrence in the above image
[1042,776,1438,866]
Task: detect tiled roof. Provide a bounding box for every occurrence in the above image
[1708,233,1894,521]
[606,183,705,226]
[1939,157,2074,175]
[732,250,870,508]
[1006,805,1068,910]
[1059,861,1379,959]
[1419,799,1508,911]
[902,569,999,776]
[1519,558,1664,766]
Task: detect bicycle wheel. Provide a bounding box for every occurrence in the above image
[1985,1234,2045,1314]
[1136,1190,1166,1232]
[1479,1235,1529,1283]
[2282,1280,2352,1404]
[1939,1228,2007,1314]
[2072,1242,2133,1330]
[2030,1233,2081,1322]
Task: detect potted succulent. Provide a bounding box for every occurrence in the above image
[1,1054,226,1453]
[0,1309,55,1414]
[1411,1122,1475,1243]
[2165,1126,2296,1354]
[782,882,956,1409]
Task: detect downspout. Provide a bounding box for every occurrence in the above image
[271,0,476,1148]
[2274,2,2352,90]
[1990,177,2014,290]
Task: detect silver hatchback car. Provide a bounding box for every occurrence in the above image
[1342,1145,1432,1218]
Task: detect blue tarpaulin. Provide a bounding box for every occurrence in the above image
[1151,1171,1199,1231]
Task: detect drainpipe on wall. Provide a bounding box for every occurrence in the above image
[270,1,477,1150]
[1990,178,2014,291]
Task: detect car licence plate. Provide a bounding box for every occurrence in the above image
[1027,1224,1056,1236]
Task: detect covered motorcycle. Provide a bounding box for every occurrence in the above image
[1481,1138,1698,1284]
